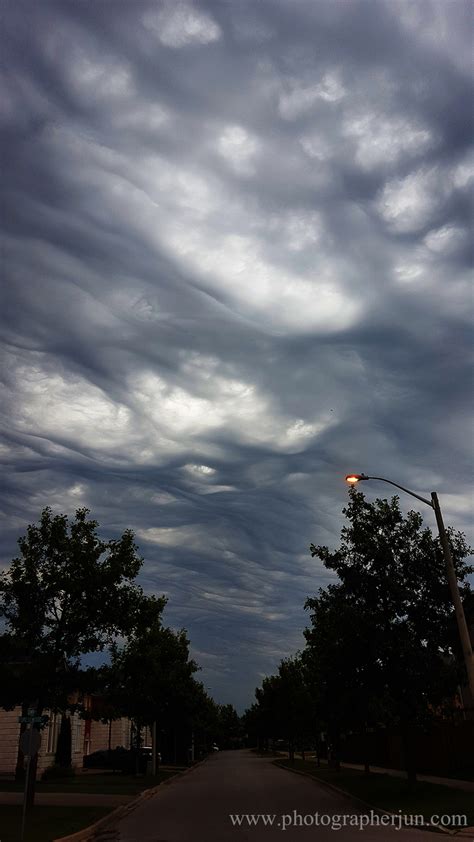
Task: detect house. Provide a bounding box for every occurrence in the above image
[0,705,86,778]
[0,696,131,779]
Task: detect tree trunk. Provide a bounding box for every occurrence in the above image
[363,727,371,776]
[152,721,158,776]
[401,725,417,789]
[329,729,341,772]
[135,721,141,776]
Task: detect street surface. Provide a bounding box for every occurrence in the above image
[116,750,457,841]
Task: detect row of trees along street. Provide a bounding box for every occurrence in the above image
[0,507,243,807]
[244,488,474,786]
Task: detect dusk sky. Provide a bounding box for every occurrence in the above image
[1,0,473,711]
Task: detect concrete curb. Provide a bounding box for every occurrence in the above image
[53,759,208,842]
[273,760,470,837]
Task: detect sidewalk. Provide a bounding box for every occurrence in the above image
[0,791,133,806]
[315,758,474,792]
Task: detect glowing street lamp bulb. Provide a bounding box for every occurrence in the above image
[345,473,369,484]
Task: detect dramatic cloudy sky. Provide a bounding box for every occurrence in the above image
[1,0,473,710]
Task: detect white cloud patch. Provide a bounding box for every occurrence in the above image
[8,360,131,456]
[423,224,466,254]
[278,71,345,119]
[299,132,332,161]
[143,2,221,48]
[217,125,259,174]
[184,463,216,476]
[345,112,435,169]
[452,152,474,189]
[68,49,133,103]
[376,167,449,233]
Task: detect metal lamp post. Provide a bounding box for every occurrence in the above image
[345,473,474,701]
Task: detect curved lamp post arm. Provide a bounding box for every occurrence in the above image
[361,476,433,509]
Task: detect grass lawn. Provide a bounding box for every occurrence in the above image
[295,753,474,784]
[419,767,474,782]
[0,805,112,842]
[276,760,474,826]
[0,770,177,795]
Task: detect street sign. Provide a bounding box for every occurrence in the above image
[18,716,44,724]
[19,728,41,758]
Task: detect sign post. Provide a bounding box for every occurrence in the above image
[18,714,42,842]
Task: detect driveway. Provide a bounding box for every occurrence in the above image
[116,750,461,841]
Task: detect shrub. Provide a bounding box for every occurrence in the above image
[42,763,76,780]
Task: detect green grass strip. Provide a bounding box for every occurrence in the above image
[0,805,112,842]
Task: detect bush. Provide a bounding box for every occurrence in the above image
[42,763,76,780]
[83,748,124,769]
[83,747,148,774]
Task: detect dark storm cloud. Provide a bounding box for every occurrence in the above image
[1,0,473,709]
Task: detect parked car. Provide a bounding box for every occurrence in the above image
[140,746,162,763]
[84,746,160,774]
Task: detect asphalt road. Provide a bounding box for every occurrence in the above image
[116,750,453,841]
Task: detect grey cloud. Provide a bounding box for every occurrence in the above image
[1,0,472,710]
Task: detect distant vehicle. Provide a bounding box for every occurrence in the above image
[141,746,161,762]
[211,743,219,752]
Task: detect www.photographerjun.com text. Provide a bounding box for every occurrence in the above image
[229,809,468,831]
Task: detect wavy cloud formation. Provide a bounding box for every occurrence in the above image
[1,0,472,709]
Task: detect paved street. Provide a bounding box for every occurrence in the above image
[116,750,456,841]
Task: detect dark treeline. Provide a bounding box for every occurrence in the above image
[243,489,473,784]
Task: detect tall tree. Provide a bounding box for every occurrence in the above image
[307,488,472,782]
[214,704,243,749]
[304,586,386,772]
[0,506,164,795]
[103,605,198,770]
[252,656,314,761]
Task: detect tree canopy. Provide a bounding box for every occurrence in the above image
[0,506,166,713]
[247,489,473,780]
[307,489,472,730]
[103,608,199,736]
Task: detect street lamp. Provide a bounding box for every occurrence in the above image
[345,473,474,701]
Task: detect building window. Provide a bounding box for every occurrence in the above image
[75,719,82,753]
[46,713,60,755]
[84,718,91,756]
